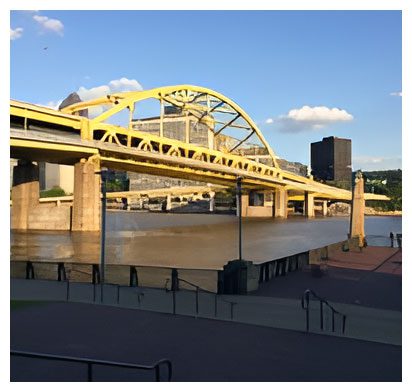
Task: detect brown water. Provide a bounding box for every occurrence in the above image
[10,212,401,270]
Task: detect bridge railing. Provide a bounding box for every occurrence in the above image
[10,350,172,381]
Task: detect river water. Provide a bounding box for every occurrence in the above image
[11,213,402,270]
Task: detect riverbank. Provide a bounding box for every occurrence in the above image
[328,202,402,217]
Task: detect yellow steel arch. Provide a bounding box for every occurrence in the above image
[61,85,280,169]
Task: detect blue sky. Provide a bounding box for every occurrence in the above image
[10,10,402,170]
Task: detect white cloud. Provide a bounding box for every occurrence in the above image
[77,85,111,102]
[271,105,354,133]
[108,77,143,92]
[390,91,402,97]
[76,77,143,118]
[46,100,62,109]
[353,156,402,171]
[265,118,274,124]
[33,14,64,36]
[37,100,63,110]
[10,27,23,40]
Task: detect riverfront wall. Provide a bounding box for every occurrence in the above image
[10,239,360,294]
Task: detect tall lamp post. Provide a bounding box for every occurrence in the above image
[97,169,109,303]
[236,176,243,261]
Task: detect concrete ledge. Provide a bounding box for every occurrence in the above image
[105,265,132,286]
[65,264,95,283]
[136,266,171,289]
[10,262,27,279]
[178,269,218,293]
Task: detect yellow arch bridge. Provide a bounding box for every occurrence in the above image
[10,85,387,231]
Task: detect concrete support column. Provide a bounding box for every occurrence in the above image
[237,193,249,217]
[322,200,328,216]
[165,194,172,211]
[11,160,39,230]
[72,157,100,231]
[350,172,365,246]
[274,188,288,218]
[304,192,315,218]
[209,191,215,212]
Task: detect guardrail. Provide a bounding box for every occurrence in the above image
[11,350,172,381]
[301,289,346,334]
[165,277,237,320]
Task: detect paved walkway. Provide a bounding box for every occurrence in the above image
[11,278,401,345]
[10,302,401,382]
[326,246,400,271]
[254,248,402,311]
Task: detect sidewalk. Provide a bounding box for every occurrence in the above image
[10,301,401,381]
[11,277,401,345]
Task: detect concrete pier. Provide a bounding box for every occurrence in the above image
[350,172,365,246]
[304,191,315,218]
[274,188,288,218]
[11,160,40,230]
[72,157,101,231]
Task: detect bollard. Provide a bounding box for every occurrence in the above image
[195,288,199,316]
[172,290,176,315]
[26,262,34,280]
[57,263,66,281]
[320,301,324,330]
[390,232,394,248]
[396,234,402,248]
[66,280,70,301]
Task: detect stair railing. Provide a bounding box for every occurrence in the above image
[301,289,347,334]
[164,278,237,319]
[11,350,172,381]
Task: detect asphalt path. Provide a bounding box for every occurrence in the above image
[11,302,401,382]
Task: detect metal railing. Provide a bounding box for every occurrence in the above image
[165,278,237,320]
[301,289,347,334]
[64,280,145,307]
[11,350,172,381]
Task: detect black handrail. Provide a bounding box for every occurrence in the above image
[301,289,346,334]
[164,278,237,319]
[65,281,144,307]
[10,350,172,382]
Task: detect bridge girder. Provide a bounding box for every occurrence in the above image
[10,85,389,203]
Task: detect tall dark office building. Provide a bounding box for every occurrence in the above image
[311,136,352,189]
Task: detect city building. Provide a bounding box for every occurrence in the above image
[310,136,352,189]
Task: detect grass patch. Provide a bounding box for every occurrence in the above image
[10,300,50,311]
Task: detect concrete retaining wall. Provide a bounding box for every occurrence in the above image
[10,260,219,293]
[27,205,71,230]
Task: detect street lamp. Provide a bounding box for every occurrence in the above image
[96,168,113,303]
[236,176,243,261]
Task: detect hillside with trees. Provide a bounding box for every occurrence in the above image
[363,169,402,211]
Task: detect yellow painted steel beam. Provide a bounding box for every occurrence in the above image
[61,85,281,170]
[107,185,224,199]
[11,100,84,130]
[10,138,99,155]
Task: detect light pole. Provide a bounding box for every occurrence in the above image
[236,176,243,261]
[97,169,109,303]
